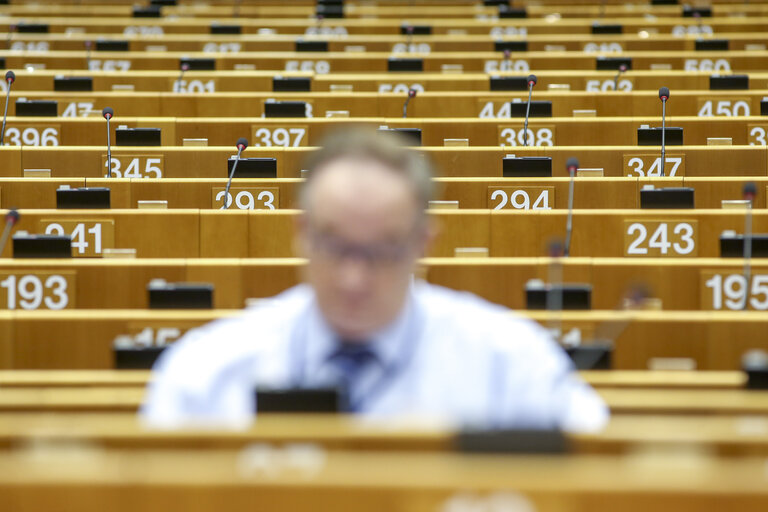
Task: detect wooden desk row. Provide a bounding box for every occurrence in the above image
[2,145,765,179]
[0,257,762,314]
[0,176,763,211]
[2,385,768,418]
[1,208,766,259]
[0,369,748,390]
[3,448,768,512]
[6,49,768,73]
[7,2,768,19]
[9,32,768,54]
[0,411,766,460]
[1,307,766,370]
[2,16,767,36]
[4,69,768,94]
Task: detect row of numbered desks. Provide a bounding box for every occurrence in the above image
[8,32,768,53]
[6,49,768,72]
[5,69,768,93]
[2,16,768,35]
[0,177,764,209]
[0,260,765,360]
[0,208,764,258]
[0,145,766,178]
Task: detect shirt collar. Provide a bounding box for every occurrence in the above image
[305,289,415,376]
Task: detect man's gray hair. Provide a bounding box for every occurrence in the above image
[300,128,435,215]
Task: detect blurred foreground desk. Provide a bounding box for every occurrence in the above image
[0,449,767,512]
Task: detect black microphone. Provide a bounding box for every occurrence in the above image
[503,48,511,70]
[221,138,248,210]
[405,25,414,49]
[613,63,627,91]
[175,62,190,93]
[0,71,15,147]
[402,88,417,118]
[523,74,537,147]
[6,24,15,50]
[563,157,579,257]
[0,209,19,256]
[658,86,670,177]
[742,182,757,309]
[102,107,114,178]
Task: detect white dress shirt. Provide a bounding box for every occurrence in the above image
[141,282,609,432]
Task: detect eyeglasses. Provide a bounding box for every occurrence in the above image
[307,226,420,267]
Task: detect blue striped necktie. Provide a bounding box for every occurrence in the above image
[327,341,379,412]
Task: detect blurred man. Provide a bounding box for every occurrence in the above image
[142,129,608,432]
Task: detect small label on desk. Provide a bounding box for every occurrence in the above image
[487,186,554,210]
[60,99,96,118]
[4,124,60,147]
[697,97,751,117]
[498,124,555,147]
[101,154,164,179]
[700,270,768,311]
[624,220,697,257]
[170,78,217,93]
[0,271,76,310]
[211,187,279,210]
[623,153,685,177]
[125,322,200,348]
[250,125,309,147]
[39,219,115,257]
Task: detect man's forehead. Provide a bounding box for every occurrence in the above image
[310,155,413,200]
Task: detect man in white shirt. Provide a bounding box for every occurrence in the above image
[141,129,609,432]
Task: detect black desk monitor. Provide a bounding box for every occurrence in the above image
[227,158,278,178]
[388,58,423,72]
[720,235,768,258]
[17,23,49,33]
[640,188,695,209]
[296,40,329,52]
[13,234,71,258]
[210,24,241,35]
[316,4,343,18]
[148,282,214,309]
[566,344,613,370]
[710,75,749,90]
[15,100,57,117]
[509,101,552,117]
[696,39,729,51]
[596,56,632,71]
[503,157,552,178]
[54,77,93,92]
[490,76,528,91]
[133,6,161,17]
[456,429,567,454]
[683,6,711,17]
[57,187,111,209]
[493,41,528,53]
[379,128,422,146]
[273,77,311,92]
[592,24,622,35]
[264,101,307,118]
[115,128,162,146]
[525,284,592,310]
[114,347,164,370]
[180,58,216,71]
[96,40,129,52]
[498,6,527,18]
[255,388,345,413]
[637,127,683,145]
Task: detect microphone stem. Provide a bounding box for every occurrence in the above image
[523,84,533,147]
[402,98,409,118]
[660,100,666,177]
[106,117,112,178]
[0,81,11,147]
[564,172,575,257]
[222,147,244,209]
[0,220,13,256]
[743,201,752,310]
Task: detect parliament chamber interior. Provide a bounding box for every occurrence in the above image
[1,0,768,510]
